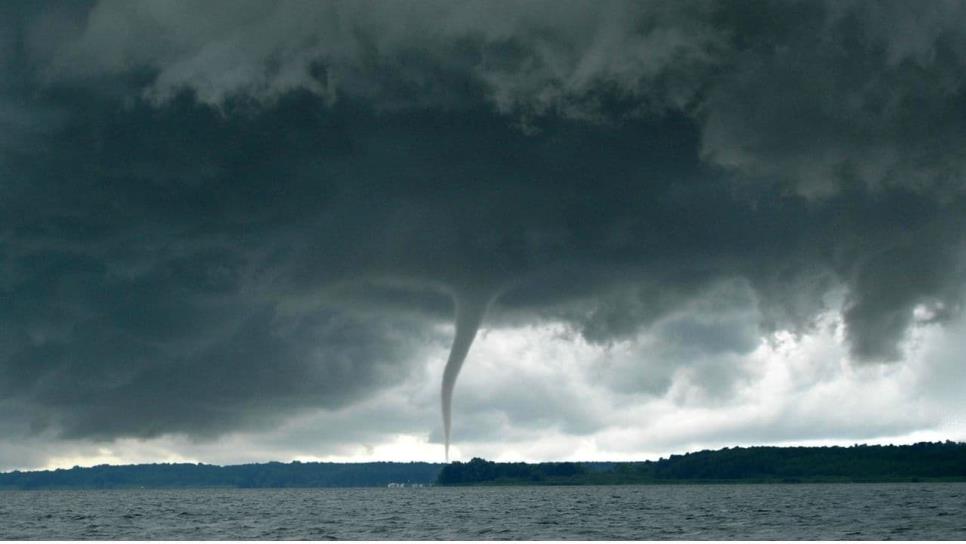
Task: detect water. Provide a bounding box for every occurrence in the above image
[1,483,964,540]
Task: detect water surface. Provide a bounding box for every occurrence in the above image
[2,482,964,540]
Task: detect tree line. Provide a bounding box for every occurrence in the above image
[436,442,966,485]
[0,461,443,489]
[3,442,963,489]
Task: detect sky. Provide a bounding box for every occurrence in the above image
[2,0,966,471]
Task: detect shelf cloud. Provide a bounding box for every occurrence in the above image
[2,1,966,466]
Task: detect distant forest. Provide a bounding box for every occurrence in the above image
[0,461,443,489]
[1,442,964,489]
[438,442,966,485]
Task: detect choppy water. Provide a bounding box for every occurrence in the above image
[1,482,964,540]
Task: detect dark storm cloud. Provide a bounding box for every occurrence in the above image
[2,0,966,442]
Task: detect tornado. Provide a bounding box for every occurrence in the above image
[441,290,491,461]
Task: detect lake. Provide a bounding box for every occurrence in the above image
[1,482,964,540]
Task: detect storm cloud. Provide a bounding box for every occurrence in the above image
[2,0,966,462]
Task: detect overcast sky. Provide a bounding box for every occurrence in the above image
[3,0,966,471]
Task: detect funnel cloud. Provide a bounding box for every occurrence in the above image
[441,291,492,460]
